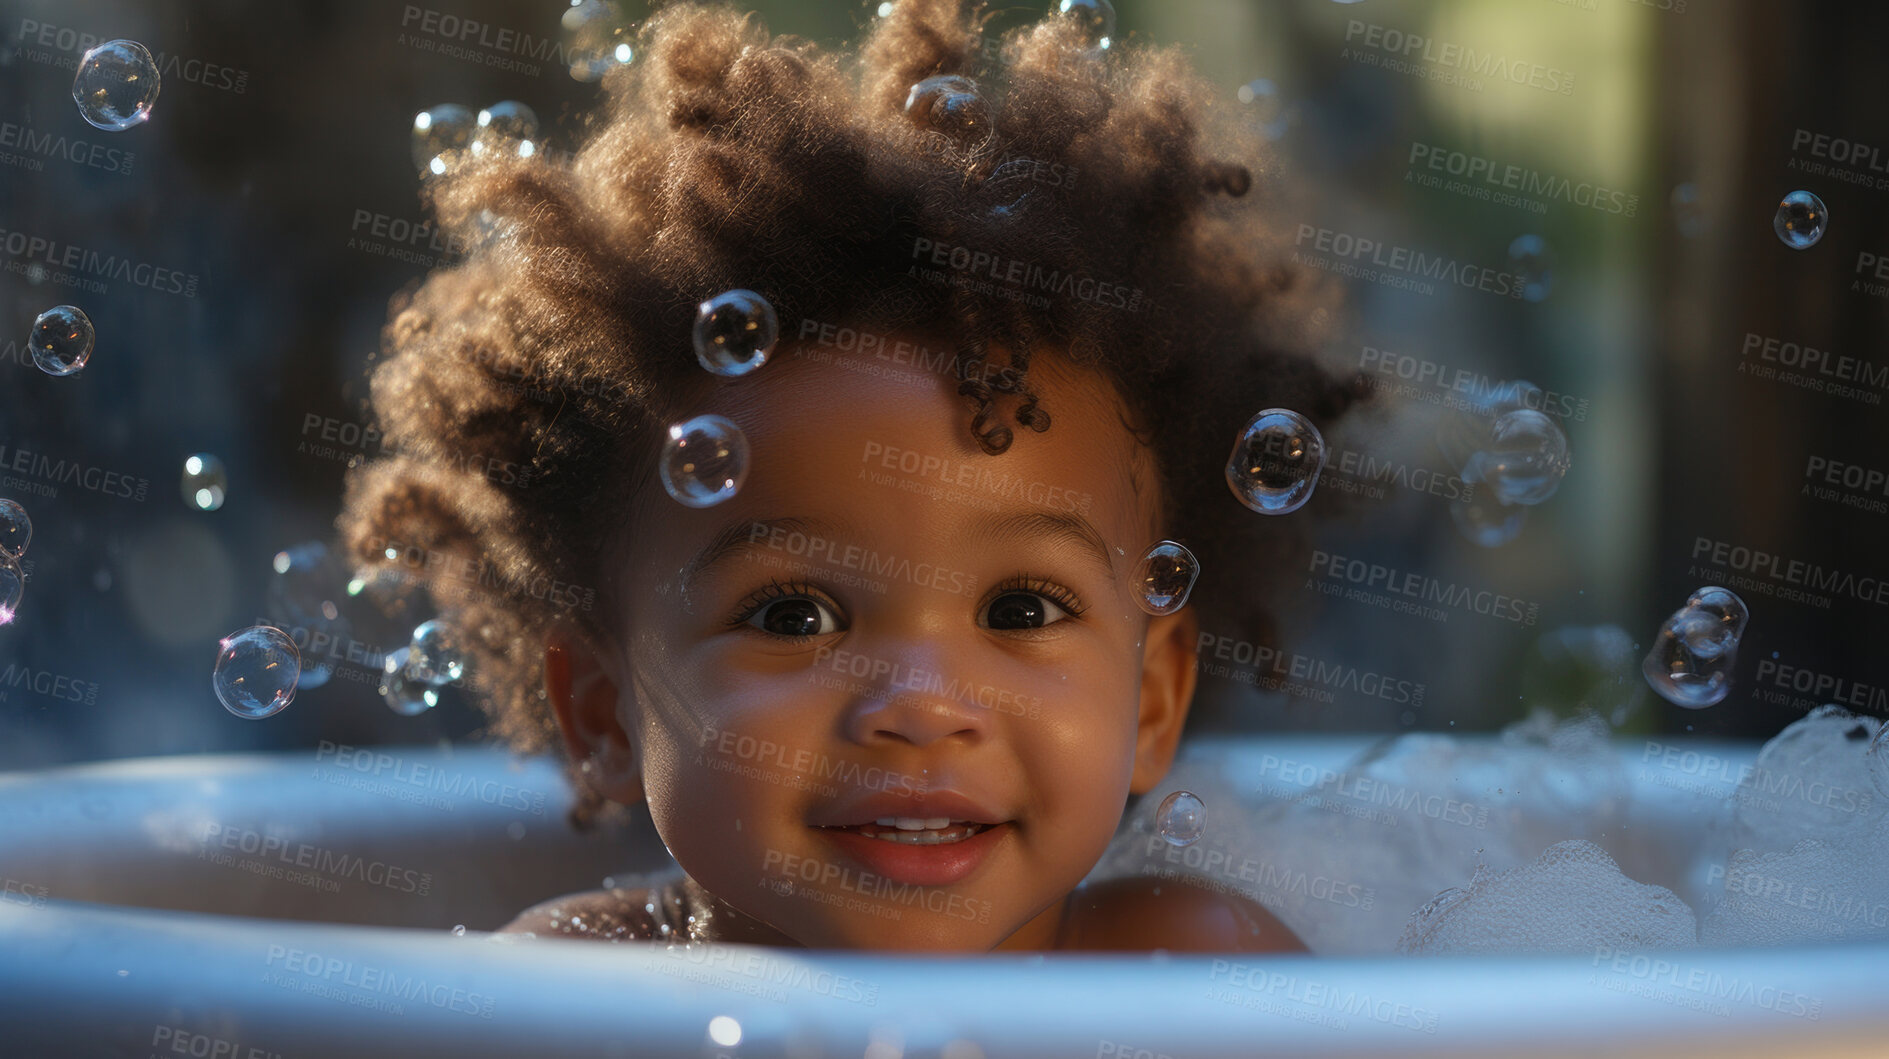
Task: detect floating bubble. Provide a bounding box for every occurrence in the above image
[213,626,300,720]
[0,555,22,625]
[564,0,635,82]
[1156,790,1206,847]
[71,39,159,131]
[1641,587,1748,708]
[408,619,467,685]
[904,75,988,140]
[1236,78,1294,141]
[1773,190,1827,250]
[693,290,778,377]
[1671,183,1705,238]
[1468,408,1570,506]
[411,103,476,172]
[29,305,94,376]
[1868,721,1889,800]
[660,414,750,508]
[182,454,227,511]
[1225,408,1326,515]
[1507,234,1554,302]
[1436,379,1543,475]
[0,500,30,560]
[1055,0,1115,50]
[471,101,539,161]
[1449,493,1526,548]
[265,542,353,690]
[380,647,440,716]
[1134,540,1198,616]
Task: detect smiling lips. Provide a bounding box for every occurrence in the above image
[811,791,1012,886]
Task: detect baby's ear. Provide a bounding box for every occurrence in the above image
[1128,607,1200,795]
[544,631,644,807]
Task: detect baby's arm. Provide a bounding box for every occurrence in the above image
[1059,875,1309,954]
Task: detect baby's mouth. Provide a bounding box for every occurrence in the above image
[821,818,992,845]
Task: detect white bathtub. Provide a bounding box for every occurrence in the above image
[2,735,1884,1057]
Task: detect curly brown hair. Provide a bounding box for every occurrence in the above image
[338,0,1372,830]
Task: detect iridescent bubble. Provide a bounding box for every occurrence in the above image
[30,305,94,376]
[1225,408,1326,515]
[265,542,353,691]
[1508,234,1554,302]
[693,290,778,377]
[1468,408,1570,506]
[1055,0,1115,50]
[1773,190,1827,250]
[1671,183,1705,238]
[1436,379,1542,476]
[904,75,988,140]
[1449,493,1526,548]
[0,499,31,560]
[213,626,300,720]
[1134,540,1198,616]
[411,103,476,172]
[182,454,227,511]
[1641,587,1748,709]
[407,619,467,685]
[71,39,159,131]
[1868,721,1889,800]
[471,101,539,161]
[380,646,440,716]
[0,555,22,625]
[563,0,635,82]
[1236,78,1294,141]
[1156,790,1206,847]
[660,414,750,508]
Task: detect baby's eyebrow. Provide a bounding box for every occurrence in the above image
[680,516,847,591]
[967,510,1116,580]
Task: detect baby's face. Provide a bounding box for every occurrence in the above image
[600,340,1194,950]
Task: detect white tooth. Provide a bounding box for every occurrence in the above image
[875,817,898,827]
[922,817,951,830]
[894,817,927,831]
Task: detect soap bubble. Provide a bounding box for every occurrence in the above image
[1507,234,1554,302]
[564,0,635,81]
[1450,493,1526,548]
[0,500,30,560]
[471,101,539,161]
[0,555,22,625]
[1156,790,1205,847]
[266,543,353,690]
[1225,409,1326,515]
[1436,379,1541,474]
[1468,409,1570,506]
[1134,540,1198,616]
[1868,721,1889,800]
[1671,183,1705,238]
[411,104,476,172]
[904,75,988,139]
[213,626,300,720]
[71,40,159,131]
[380,646,441,716]
[660,414,749,508]
[1236,78,1294,141]
[182,454,227,511]
[407,619,467,685]
[1055,0,1115,49]
[1773,190,1827,249]
[29,305,95,376]
[693,290,778,377]
[1641,587,1748,708]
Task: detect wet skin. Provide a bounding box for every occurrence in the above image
[511,341,1306,954]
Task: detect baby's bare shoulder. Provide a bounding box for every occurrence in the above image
[496,887,660,942]
[1060,875,1308,954]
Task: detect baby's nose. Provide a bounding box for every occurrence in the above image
[839,649,993,747]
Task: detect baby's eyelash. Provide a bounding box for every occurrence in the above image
[724,579,839,627]
[991,572,1087,617]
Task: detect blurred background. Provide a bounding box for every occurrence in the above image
[0,0,1885,769]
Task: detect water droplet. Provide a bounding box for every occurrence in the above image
[1449,493,1526,548]
[213,626,300,720]
[506,821,527,840]
[380,646,440,716]
[411,104,476,172]
[29,305,94,376]
[182,453,227,511]
[408,618,467,685]
[1055,0,1115,49]
[1468,408,1570,506]
[1236,78,1293,141]
[0,500,31,560]
[1225,408,1326,515]
[659,414,749,508]
[1641,587,1748,708]
[0,555,22,625]
[564,0,635,82]
[1867,721,1889,799]
[471,101,539,161]
[1507,234,1554,302]
[1133,540,1198,616]
[1671,183,1705,238]
[71,40,159,131]
[1773,190,1827,249]
[451,924,467,936]
[693,290,778,377]
[1156,790,1206,847]
[904,75,988,139]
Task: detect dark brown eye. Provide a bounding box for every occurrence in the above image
[982,591,1070,630]
[745,596,840,637]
